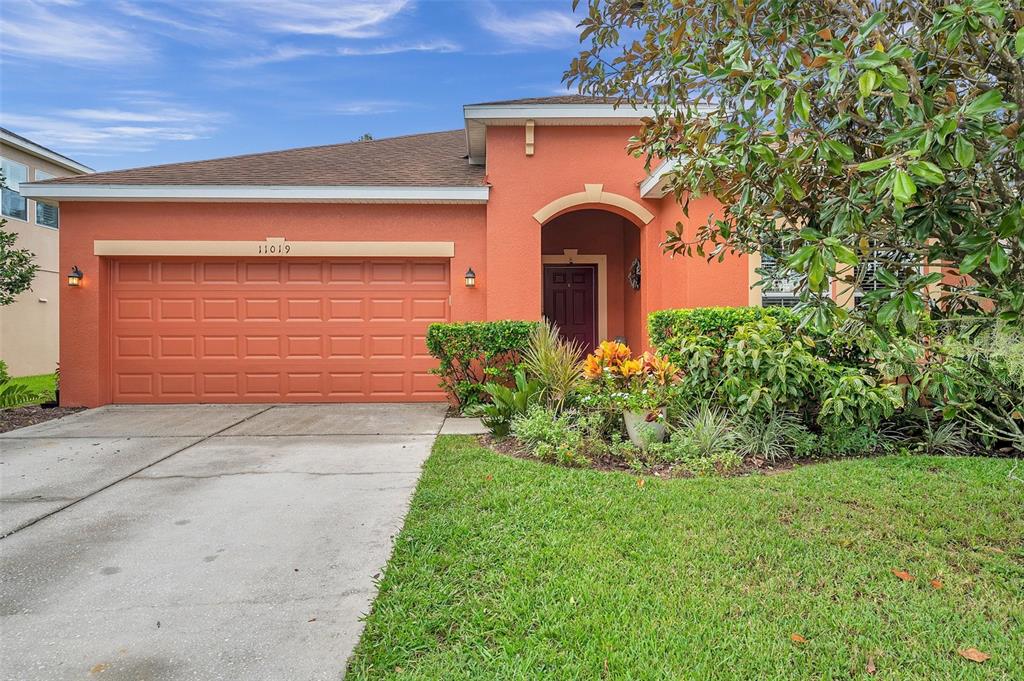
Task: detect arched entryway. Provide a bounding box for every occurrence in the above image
[540,208,644,352]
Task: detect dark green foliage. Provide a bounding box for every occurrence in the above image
[425,321,537,409]
[569,0,1024,332]
[649,306,801,359]
[477,369,542,437]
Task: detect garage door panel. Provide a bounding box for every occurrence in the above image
[110,257,448,403]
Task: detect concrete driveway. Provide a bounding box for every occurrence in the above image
[0,403,448,680]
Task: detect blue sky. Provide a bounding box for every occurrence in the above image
[0,0,584,171]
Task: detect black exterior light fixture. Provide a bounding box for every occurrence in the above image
[67,265,84,287]
[464,267,477,288]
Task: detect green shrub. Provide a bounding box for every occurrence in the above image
[426,321,537,410]
[522,321,584,412]
[643,405,743,473]
[511,405,595,467]
[817,366,904,430]
[818,423,880,457]
[721,319,820,416]
[649,306,801,361]
[0,360,10,384]
[736,410,808,463]
[475,369,542,437]
[936,322,1024,452]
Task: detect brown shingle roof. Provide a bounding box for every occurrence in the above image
[35,130,483,187]
[467,95,625,106]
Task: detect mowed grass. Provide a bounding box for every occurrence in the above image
[348,436,1023,680]
[6,373,56,403]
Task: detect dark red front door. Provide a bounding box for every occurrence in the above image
[543,265,597,351]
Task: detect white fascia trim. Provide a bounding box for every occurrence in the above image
[19,184,490,203]
[464,103,657,121]
[639,159,681,199]
[0,130,93,174]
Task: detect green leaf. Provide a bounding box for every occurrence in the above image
[781,173,806,200]
[826,140,855,162]
[857,157,891,172]
[1016,27,1024,57]
[891,170,917,203]
[959,249,987,274]
[832,243,859,266]
[965,89,1005,117]
[954,136,976,168]
[875,268,899,287]
[858,70,879,98]
[859,11,886,35]
[877,298,901,325]
[794,89,810,122]
[908,160,945,184]
[808,256,826,290]
[990,243,1009,275]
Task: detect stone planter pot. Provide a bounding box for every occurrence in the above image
[623,408,667,447]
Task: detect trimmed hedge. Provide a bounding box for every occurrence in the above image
[649,307,802,362]
[426,321,538,409]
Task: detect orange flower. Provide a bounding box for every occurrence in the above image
[583,354,604,379]
[596,340,631,365]
[618,359,644,378]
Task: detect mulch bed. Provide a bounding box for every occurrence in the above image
[480,434,803,477]
[0,405,85,434]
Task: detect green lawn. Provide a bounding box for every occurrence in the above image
[6,373,56,404]
[348,436,1023,680]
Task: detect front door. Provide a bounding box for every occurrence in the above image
[543,265,597,352]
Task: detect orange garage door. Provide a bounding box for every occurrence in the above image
[109,258,449,403]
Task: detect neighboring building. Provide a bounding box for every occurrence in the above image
[0,128,92,377]
[23,96,778,407]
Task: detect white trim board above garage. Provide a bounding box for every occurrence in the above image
[93,239,456,258]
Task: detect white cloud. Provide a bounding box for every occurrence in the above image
[336,39,459,56]
[241,0,411,39]
[221,39,459,68]
[477,3,579,47]
[1,98,227,154]
[332,100,408,115]
[0,0,150,65]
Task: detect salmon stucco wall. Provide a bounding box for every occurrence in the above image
[484,125,660,324]
[58,201,486,406]
[653,195,751,311]
[484,124,749,351]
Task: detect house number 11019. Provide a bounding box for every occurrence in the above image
[257,244,291,255]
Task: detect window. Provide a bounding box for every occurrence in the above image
[34,171,58,229]
[759,254,802,307]
[1,157,28,221]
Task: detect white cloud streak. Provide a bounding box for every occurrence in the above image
[240,0,411,39]
[477,3,579,47]
[221,40,459,68]
[332,100,409,115]
[0,0,151,65]
[1,97,227,154]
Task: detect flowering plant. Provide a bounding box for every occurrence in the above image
[582,341,681,411]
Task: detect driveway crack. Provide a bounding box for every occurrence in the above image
[134,469,421,480]
[0,406,276,540]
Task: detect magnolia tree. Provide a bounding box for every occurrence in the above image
[566,0,1024,334]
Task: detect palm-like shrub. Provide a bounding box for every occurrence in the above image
[522,321,585,412]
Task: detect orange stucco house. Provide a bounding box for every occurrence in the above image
[22,96,770,407]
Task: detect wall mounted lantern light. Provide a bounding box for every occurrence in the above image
[67,265,83,287]
[464,267,477,288]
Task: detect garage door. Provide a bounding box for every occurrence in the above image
[109,258,449,403]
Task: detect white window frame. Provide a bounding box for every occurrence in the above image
[33,170,59,229]
[759,253,802,307]
[1,157,29,221]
